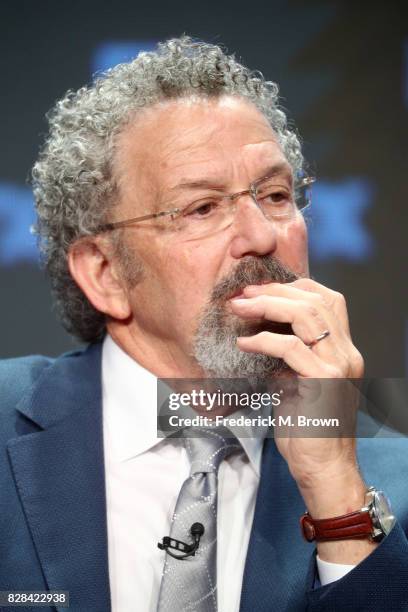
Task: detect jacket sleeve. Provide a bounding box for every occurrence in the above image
[305,521,408,611]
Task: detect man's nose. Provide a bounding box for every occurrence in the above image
[229,194,278,259]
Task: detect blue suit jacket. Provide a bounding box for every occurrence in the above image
[1,343,408,611]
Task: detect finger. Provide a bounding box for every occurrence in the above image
[244,282,319,302]
[236,282,361,377]
[242,280,352,351]
[236,332,338,378]
[231,295,333,349]
[243,282,343,334]
[290,278,351,335]
[243,278,350,336]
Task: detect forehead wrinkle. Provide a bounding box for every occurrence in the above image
[167,145,291,194]
[114,105,217,184]
[157,128,220,174]
[163,137,290,189]
[163,163,225,199]
[155,108,277,173]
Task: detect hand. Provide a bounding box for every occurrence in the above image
[230,279,365,511]
[230,279,374,563]
[231,278,363,379]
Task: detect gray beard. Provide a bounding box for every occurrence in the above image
[193,256,299,378]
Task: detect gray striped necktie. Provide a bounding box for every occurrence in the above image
[157,427,241,612]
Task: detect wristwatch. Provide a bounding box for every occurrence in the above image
[300,486,396,542]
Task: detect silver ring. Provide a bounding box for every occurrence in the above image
[308,329,330,347]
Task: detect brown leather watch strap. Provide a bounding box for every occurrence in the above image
[300,509,373,542]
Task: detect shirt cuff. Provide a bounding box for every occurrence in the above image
[316,555,356,585]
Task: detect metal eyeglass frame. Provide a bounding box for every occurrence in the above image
[96,175,316,233]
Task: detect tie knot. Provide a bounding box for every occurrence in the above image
[182,427,241,475]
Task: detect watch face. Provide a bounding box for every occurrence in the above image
[374,491,396,535]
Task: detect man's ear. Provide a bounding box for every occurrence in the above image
[68,236,132,320]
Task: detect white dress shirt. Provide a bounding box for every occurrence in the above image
[102,335,354,612]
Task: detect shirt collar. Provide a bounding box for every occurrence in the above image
[102,334,161,462]
[102,335,264,476]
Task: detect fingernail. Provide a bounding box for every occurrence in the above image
[230,298,249,306]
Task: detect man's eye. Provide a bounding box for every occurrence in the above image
[185,201,220,217]
[262,189,291,204]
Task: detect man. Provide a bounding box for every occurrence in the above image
[1,36,407,611]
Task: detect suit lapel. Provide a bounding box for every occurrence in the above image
[240,438,313,612]
[7,343,111,612]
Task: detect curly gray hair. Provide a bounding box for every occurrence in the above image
[32,35,304,343]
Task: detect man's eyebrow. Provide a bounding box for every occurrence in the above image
[258,162,293,183]
[170,162,293,192]
[169,178,226,192]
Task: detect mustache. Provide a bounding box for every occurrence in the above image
[210,255,299,303]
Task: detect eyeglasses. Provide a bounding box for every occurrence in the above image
[96,174,315,240]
